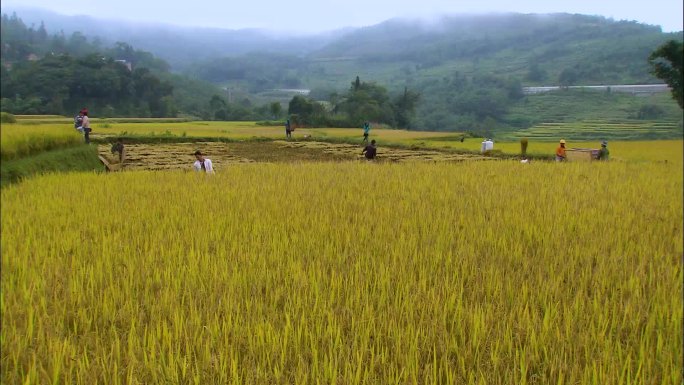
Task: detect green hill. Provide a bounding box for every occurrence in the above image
[305,13,679,88]
[183,13,683,134]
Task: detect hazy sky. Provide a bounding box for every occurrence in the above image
[3,0,683,33]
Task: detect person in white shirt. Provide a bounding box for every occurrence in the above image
[81,109,91,144]
[481,138,494,153]
[193,150,214,173]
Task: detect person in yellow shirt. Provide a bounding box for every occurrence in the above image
[555,139,566,162]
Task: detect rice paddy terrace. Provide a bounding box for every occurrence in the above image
[506,119,683,141]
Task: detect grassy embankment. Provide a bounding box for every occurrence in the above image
[0,121,102,187]
[0,145,101,188]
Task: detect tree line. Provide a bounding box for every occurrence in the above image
[200,76,422,129]
[286,77,420,129]
[1,13,174,116]
[0,13,275,119]
[2,53,176,117]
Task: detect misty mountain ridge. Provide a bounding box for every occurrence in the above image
[0,6,352,68]
[1,5,355,37]
[312,13,666,58]
[3,7,681,92]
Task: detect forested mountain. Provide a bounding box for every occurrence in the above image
[1,13,173,116]
[7,8,679,86]
[1,7,682,131]
[0,12,281,120]
[303,13,680,88]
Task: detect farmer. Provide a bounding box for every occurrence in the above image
[193,150,214,173]
[285,119,292,139]
[596,141,610,161]
[81,109,91,144]
[555,139,567,162]
[362,139,377,161]
[74,111,84,133]
[362,121,370,143]
[111,138,125,163]
[480,138,494,153]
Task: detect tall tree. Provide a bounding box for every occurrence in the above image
[392,87,421,129]
[36,21,48,42]
[648,40,683,109]
[526,63,547,82]
[558,68,579,88]
[338,78,394,126]
[288,95,326,126]
[269,102,282,119]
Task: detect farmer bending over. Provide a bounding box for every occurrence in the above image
[111,138,125,163]
[362,139,377,161]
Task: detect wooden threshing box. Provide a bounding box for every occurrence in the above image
[98,147,126,171]
[566,148,599,162]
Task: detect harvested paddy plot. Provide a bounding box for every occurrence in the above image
[98,140,494,170]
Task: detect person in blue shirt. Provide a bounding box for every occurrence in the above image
[362,122,370,143]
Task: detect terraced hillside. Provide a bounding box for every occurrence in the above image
[506,119,683,141]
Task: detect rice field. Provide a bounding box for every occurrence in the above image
[97,141,494,170]
[3,120,682,165]
[2,117,683,382]
[93,122,452,142]
[5,119,446,141]
[1,160,681,384]
[0,123,84,160]
[415,139,683,164]
[13,116,193,125]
